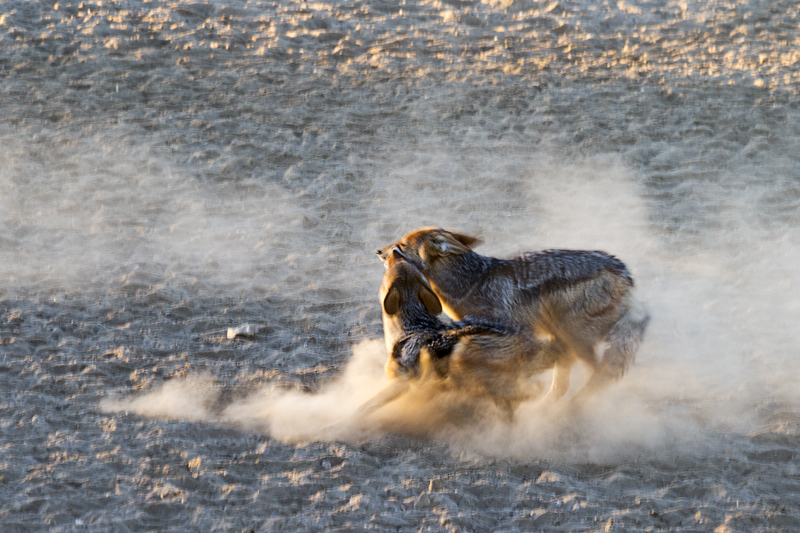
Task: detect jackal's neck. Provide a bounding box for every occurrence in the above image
[401,307,444,332]
[383,307,444,355]
[428,252,495,303]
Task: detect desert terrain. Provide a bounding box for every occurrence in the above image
[2,0,800,531]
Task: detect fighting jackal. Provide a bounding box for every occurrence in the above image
[377,227,650,404]
[358,248,555,420]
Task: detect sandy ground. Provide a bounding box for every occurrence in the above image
[2,0,800,531]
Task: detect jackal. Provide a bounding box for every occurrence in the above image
[357,248,553,420]
[377,227,650,404]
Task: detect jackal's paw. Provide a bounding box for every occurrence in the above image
[392,332,429,369]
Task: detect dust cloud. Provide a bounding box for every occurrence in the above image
[5,0,800,528]
[0,125,308,299]
[99,142,800,462]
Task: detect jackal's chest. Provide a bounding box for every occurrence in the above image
[382,316,405,355]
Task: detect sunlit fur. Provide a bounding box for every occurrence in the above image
[378,227,650,404]
[376,250,557,419]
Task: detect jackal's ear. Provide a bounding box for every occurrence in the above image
[448,231,483,248]
[383,287,401,315]
[417,286,442,315]
[431,232,475,255]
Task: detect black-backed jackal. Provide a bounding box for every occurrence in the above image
[358,248,556,420]
[377,227,650,405]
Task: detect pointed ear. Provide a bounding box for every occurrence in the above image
[383,287,401,315]
[431,233,474,255]
[376,246,390,266]
[448,231,482,248]
[417,286,442,315]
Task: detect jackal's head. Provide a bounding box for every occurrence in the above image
[380,249,443,376]
[379,248,442,318]
[376,227,482,274]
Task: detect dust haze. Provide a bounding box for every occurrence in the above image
[5,0,800,528]
[94,136,800,461]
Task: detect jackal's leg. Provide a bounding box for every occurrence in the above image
[569,367,614,407]
[571,306,650,406]
[539,358,574,406]
[322,380,411,432]
[354,380,410,418]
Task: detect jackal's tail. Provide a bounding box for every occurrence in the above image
[605,298,650,377]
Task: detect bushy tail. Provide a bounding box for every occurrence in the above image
[604,298,650,377]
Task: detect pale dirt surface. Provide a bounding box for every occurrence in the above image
[3,0,800,531]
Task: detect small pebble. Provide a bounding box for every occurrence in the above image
[227,323,259,340]
[428,478,445,491]
[414,491,433,510]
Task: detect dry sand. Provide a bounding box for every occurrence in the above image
[2,0,800,531]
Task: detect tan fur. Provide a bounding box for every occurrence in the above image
[378,227,650,405]
[378,249,442,360]
[369,250,552,420]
